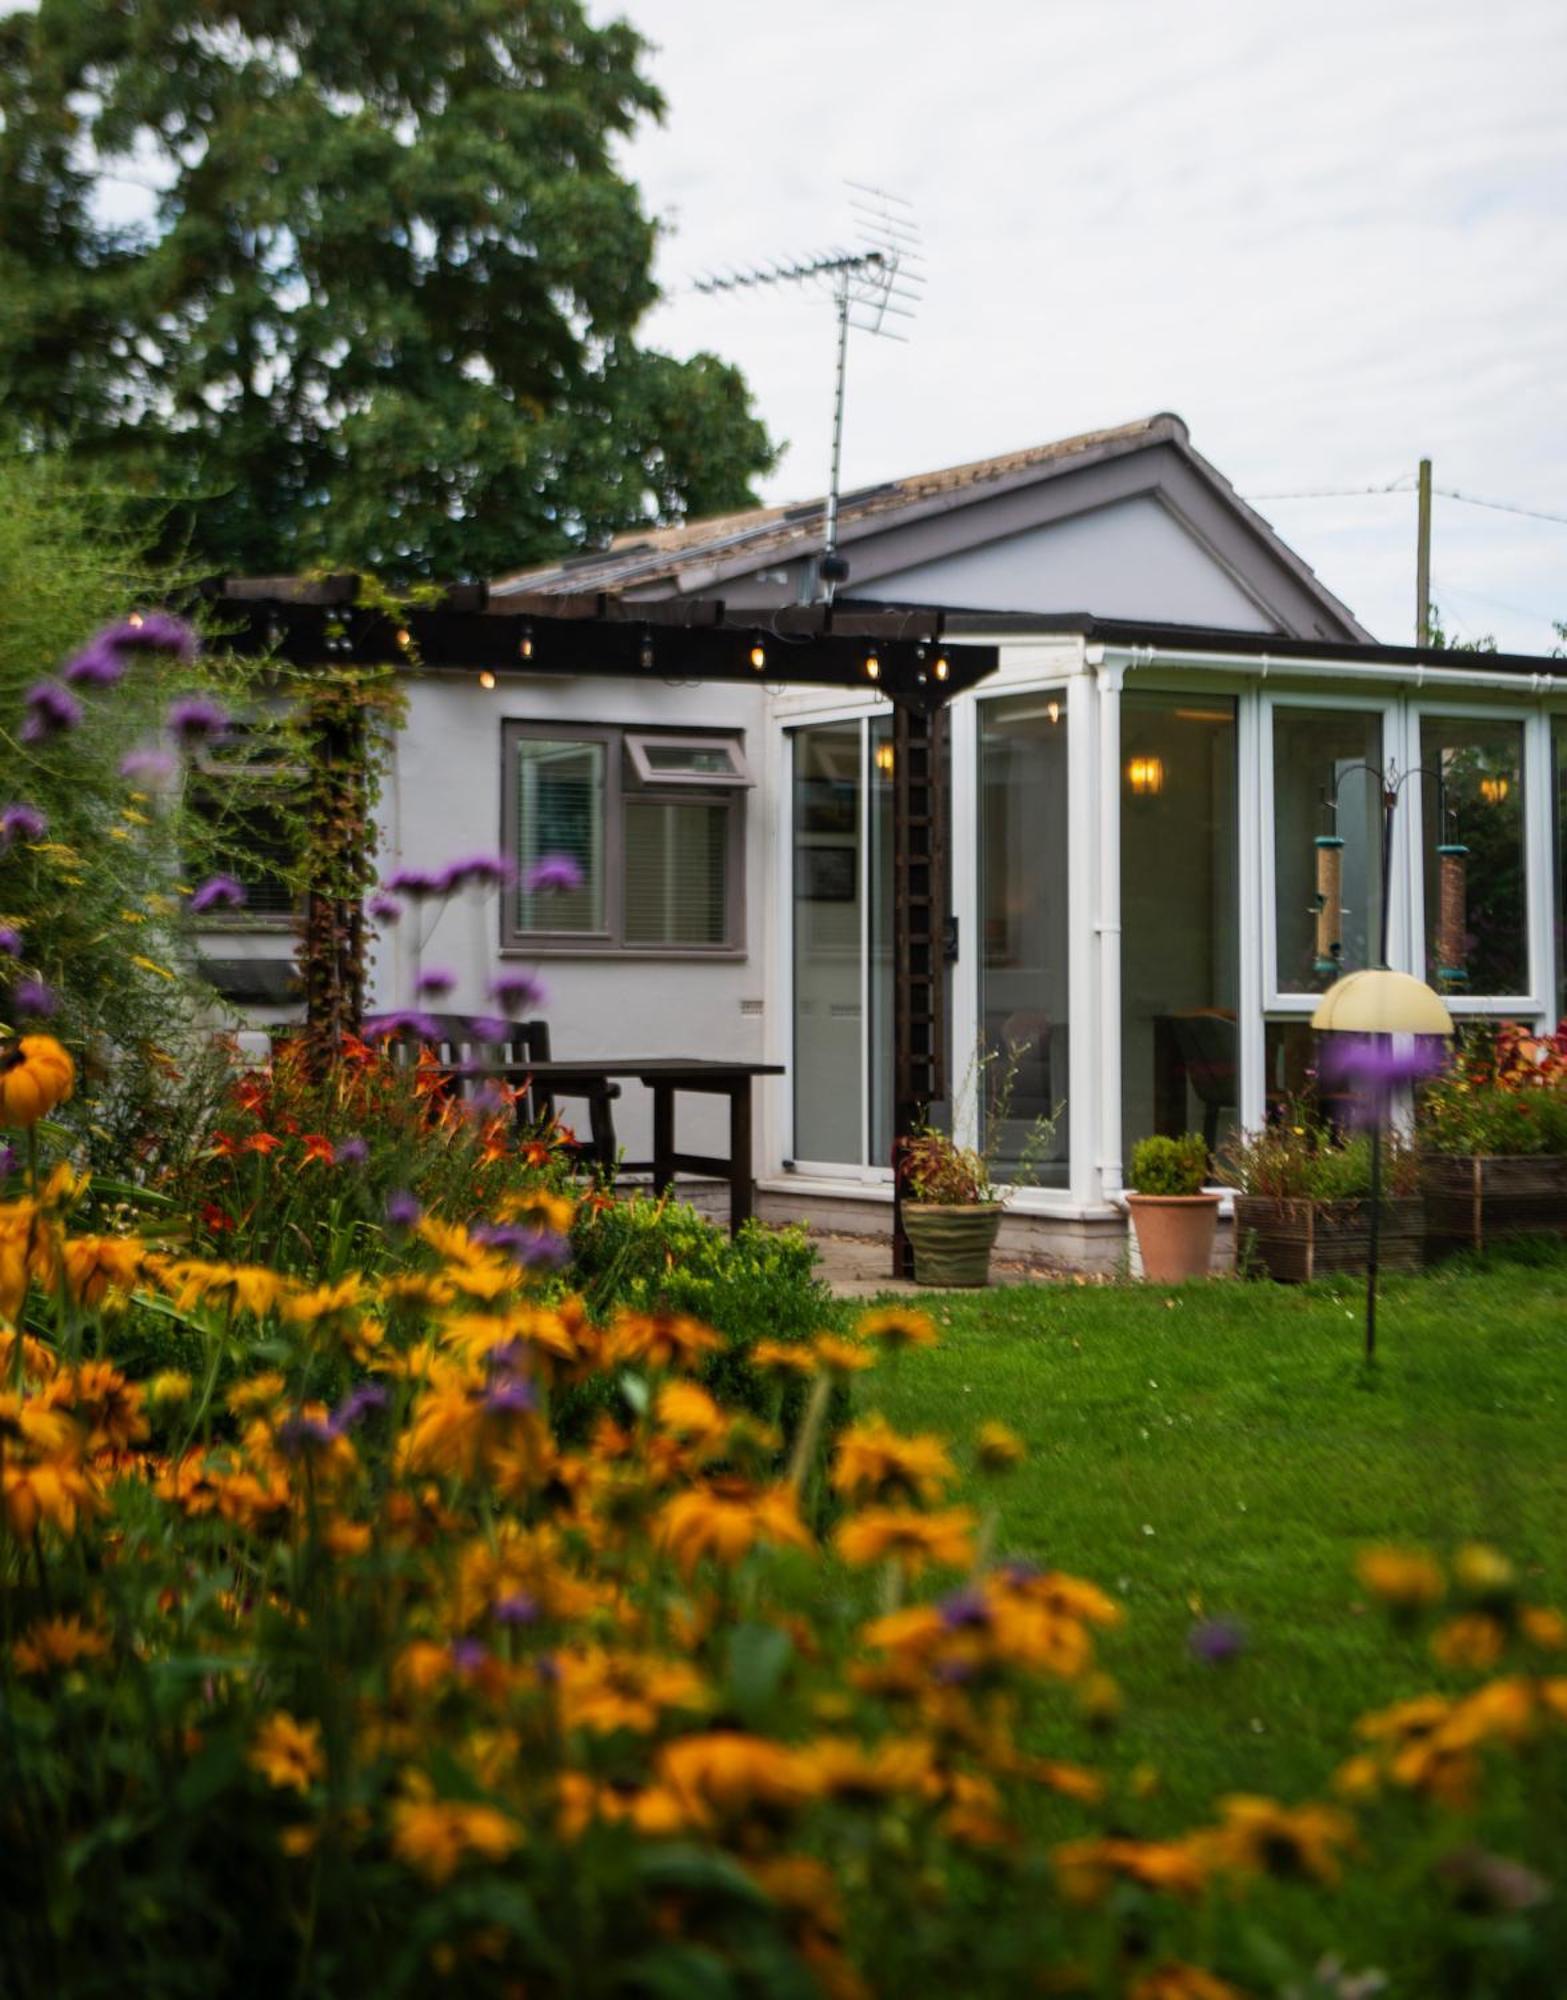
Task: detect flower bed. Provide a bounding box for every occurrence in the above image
[1223,1118,1424,1283]
[1419,1021,1567,1258]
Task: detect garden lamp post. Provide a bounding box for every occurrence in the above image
[1310,969,1453,1361]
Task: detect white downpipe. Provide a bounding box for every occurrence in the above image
[1094,661,1124,1199]
[1100,643,1562,701]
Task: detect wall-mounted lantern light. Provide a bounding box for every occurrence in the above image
[1479,775,1510,806]
[1126,753,1164,798]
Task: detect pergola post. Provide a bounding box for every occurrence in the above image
[889,701,949,1278]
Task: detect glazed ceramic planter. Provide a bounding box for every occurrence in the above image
[1233,1194,1425,1283]
[901,1202,1003,1288]
[1125,1192,1221,1283]
[1422,1154,1567,1259]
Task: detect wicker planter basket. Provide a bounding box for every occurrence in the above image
[1233,1195,1425,1283]
[1422,1154,1567,1258]
[900,1202,1003,1288]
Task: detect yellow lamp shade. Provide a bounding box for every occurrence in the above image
[1309,968,1455,1037]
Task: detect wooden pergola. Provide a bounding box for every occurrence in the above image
[213,576,999,1273]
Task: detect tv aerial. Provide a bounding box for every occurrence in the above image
[694,184,924,601]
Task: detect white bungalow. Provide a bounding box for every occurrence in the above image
[207,414,1567,1268]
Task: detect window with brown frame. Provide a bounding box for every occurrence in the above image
[500,721,751,955]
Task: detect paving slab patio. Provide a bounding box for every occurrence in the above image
[809,1229,1099,1298]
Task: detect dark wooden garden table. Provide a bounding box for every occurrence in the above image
[471,1058,783,1236]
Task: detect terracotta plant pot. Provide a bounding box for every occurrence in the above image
[1125,1192,1221,1283]
[901,1202,1003,1287]
[1233,1194,1425,1283]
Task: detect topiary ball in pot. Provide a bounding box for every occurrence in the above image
[1125,1132,1220,1283]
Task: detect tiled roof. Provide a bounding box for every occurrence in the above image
[491,414,1180,598]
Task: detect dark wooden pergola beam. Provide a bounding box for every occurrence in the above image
[209,577,997,713]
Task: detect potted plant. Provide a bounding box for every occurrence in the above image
[898,1126,1004,1287]
[1220,1112,1424,1282]
[1124,1133,1220,1282]
[895,1047,1060,1288]
[1418,1020,1567,1257]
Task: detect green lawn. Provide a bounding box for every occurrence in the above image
[862,1246,1567,1983]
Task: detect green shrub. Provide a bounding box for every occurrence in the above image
[1220,1114,1421,1200]
[1129,1131,1210,1196]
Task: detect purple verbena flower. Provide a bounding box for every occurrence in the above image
[275,1411,337,1457]
[483,1374,538,1416]
[415,966,456,998]
[107,613,198,660]
[490,969,546,1015]
[0,927,22,959]
[494,1592,539,1627]
[0,1144,15,1180]
[190,874,247,916]
[333,1135,369,1167]
[1320,1034,1448,1092]
[61,637,127,687]
[436,853,517,894]
[938,1587,992,1631]
[385,1188,422,1229]
[363,1010,441,1043]
[383,868,441,900]
[523,854,584,896]
[14,979,56,1018]
[469,1015,512,1043]
[451,1637,489,1672]
[367,892,402,924]
[0,804,47,844]
[1188,1617,1248,1666]
[119,748,177,784]
[333,1383,388,1432]
[166,695,230,747]
[21,681,82,742]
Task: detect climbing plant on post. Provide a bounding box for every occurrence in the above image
[293,659,403,1067]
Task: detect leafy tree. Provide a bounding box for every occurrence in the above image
[0,0,776,581]
[1425,602,1498,654]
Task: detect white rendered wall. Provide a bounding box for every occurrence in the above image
[375,671,773,1168]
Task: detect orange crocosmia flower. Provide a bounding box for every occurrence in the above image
[1053,1835,1210,1905]
[1,1456,99,1538]
[831,1416,954,1506]
[0,1034,75,1128]
[1129,1966,1249,2000]
[749,1339,817,1377]
[1356,1545,1445,1611]
[390,1797,519,1884]
[243,1132,284,1156]
[605,1311,721,1373]
[654,1479,814,1575]
[52,1361,147,1451]
[812,1334,877,1377]
[854,1305,938,1352]
[553,1647,708,1735]
[248,1712,325,1793]
[300,1133,336,1166]
[654,1731,817,1829]
[13,1614,108,1676]
[834,1505,976,1574]
[1210,1794,1357,1885]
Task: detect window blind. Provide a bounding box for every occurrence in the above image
[515,739,605,933]
[623,799,728,947]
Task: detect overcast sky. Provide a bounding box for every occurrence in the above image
[615,0,1567,651]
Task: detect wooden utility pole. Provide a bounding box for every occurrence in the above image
[1416,457,1432,646]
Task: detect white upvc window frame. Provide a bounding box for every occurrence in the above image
[1404,698,1548,1018]
[1260,689,1401,1013]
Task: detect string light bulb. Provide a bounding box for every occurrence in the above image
[478,670,497,691]
[749,639,767,671]
[395,627,412,650]
[864,649,881,682]
[127,610,145,629]
[933,654,950,682]
[874,740,895,776]
[518,622,535,661]
[1047,699,1061,725]
[638,629,655,671]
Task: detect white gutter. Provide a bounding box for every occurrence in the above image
[1092,640,1562,699]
